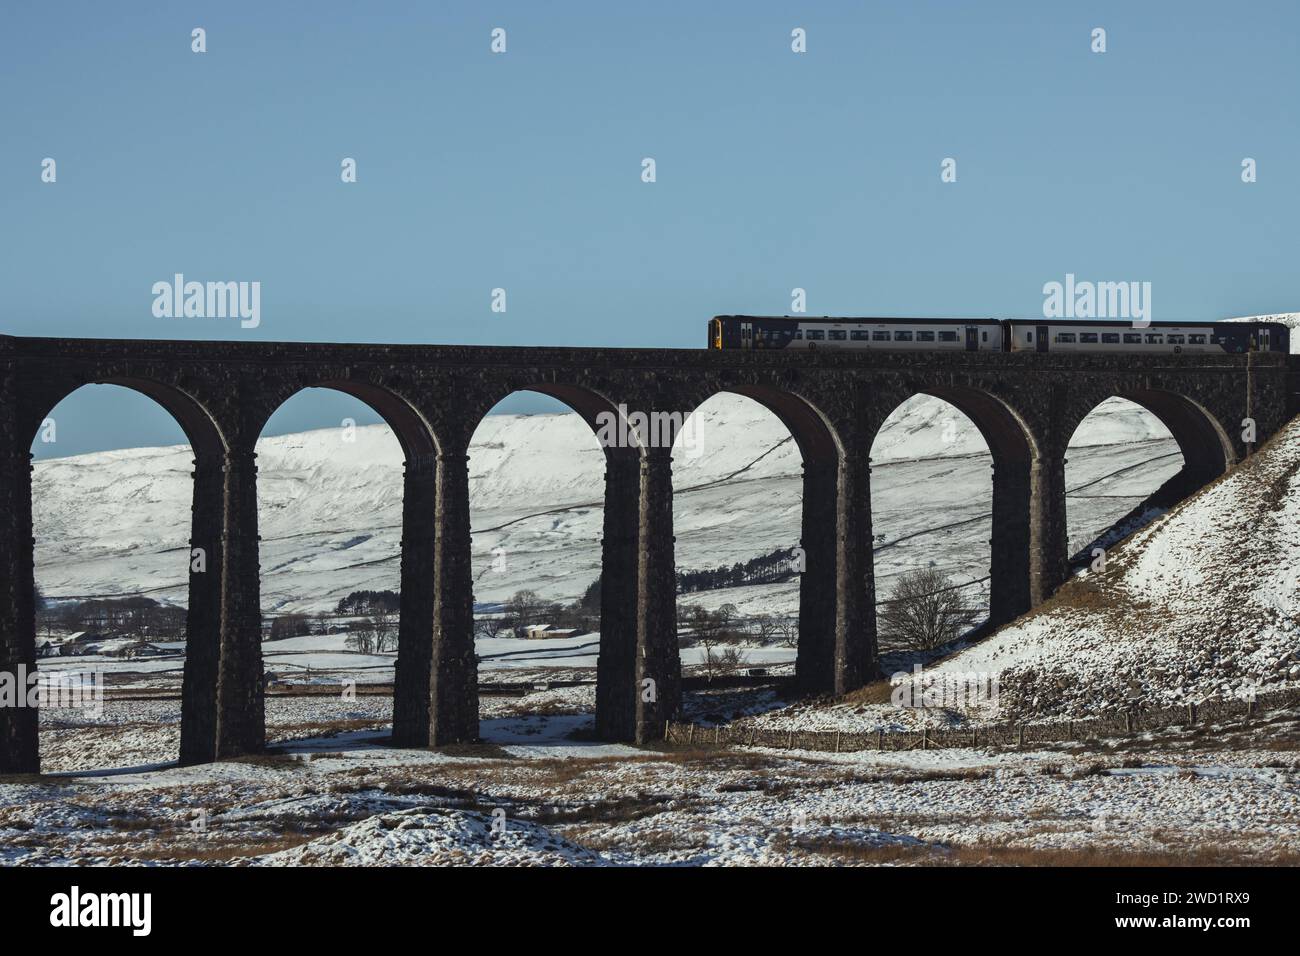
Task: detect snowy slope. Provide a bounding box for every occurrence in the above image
[32,394,1180,616]
[759,416,1300,734]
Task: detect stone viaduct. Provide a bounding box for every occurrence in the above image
[1,333,1294,774]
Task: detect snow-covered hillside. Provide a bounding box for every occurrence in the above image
[32,394,1181,616]
[756,415,1300,735]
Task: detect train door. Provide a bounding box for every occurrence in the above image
[965,326,978,351]
[1035,325,1049,353]
[1260,327,1271,351]
[741,322,752,349]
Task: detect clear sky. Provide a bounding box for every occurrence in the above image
[6,1,1298,457]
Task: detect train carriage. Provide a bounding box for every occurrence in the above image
[709,316,1289,355]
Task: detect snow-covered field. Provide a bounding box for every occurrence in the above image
[7,691,1299,866]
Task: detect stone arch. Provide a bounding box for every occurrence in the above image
[870,384,1040,632]
[250,378,438,459]
[20,376,228,771]
[249,377,440,749]
[677,382,844,694]
[462,378,644,742]
[25,375,226,459]
[1067,388,1234,505]
[1058,388,1236,578]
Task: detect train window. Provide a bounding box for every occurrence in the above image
[982,332,988,342]
[1145,334,1163,344]
[794,330,803,339]
[829,330,847,340]
[807,329,825,340]
[850,330,869,341]
[1167,334,1185,344]
[1026,332,1033,342]
[938,331,958,342]
[872,331,890,341]
[1101,333,1120,343]
[1055,333,1076,343]
[1189,334,1207,344]
[1123,333,1142,344]
[1080,333,1099,343]
[917,331,935,342]
[894,331,913,341]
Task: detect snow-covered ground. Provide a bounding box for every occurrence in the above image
[17,391,1286,868]
[7,691,1299,866]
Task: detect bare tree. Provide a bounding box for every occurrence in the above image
[752,613,781,644]
[474,616,504,640]
[775,616,798,649]
[505,589,547,636]
[345,617,376,655]
[371,608,397,652]
[877,568,979,651]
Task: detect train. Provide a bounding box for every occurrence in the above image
[707,316,1290,354]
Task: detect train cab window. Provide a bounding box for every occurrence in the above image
[938,331,958,342]
[1145,334,1163,344]
[850,330,869,341]
[828,330,847,341]
[917,331,935,342]
[1189,334,1207,344]
[872,331,891,341]
[1123,333,1142,344]
[1079,333,1099,343]
[793,330,803,339]
[1101,333,1120,343]
[807,329,825,340]
[894,331,914,342]
[1055,333,1076,344]
[1167,334,1185,344]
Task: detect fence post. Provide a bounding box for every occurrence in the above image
[834,731,841,753]
[787,729,794,749]
[877,728,884,751]
[688,724,694,745]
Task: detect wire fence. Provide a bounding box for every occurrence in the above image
[664,685,1300,753]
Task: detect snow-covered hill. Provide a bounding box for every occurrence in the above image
[32,394,1181,616]
[754,414,1300,734]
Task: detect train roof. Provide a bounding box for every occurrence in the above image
[712,315,1289,329]
[713,316,1001,325]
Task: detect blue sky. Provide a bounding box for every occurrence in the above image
[6,1,1298,457]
